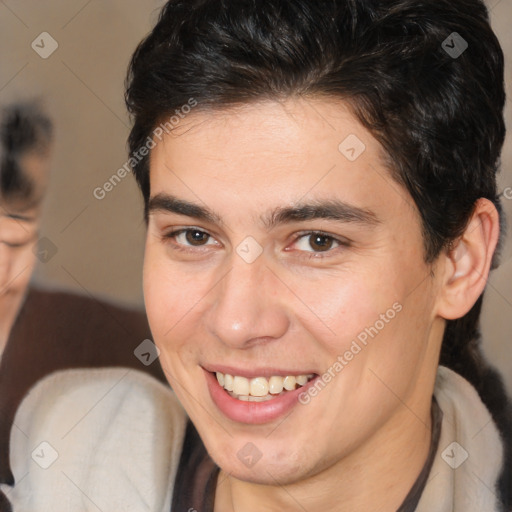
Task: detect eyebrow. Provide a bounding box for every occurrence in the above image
[147,193,380,230]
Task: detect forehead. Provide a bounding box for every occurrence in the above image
[164,97,373,156]
[148,98,415,223]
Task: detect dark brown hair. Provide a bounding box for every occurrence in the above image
[0,101,53,204]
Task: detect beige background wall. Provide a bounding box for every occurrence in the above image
[1,1,511,390]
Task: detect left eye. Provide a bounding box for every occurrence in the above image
[293,232,343,253]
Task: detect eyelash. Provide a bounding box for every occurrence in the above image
[160,228,349,259]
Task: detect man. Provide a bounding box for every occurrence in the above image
[5,1,512,511]
[0,103,165,511]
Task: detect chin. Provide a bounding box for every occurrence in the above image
[205,433,320,486]
[218,454,311,486]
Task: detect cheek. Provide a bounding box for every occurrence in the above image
[143,245,211,345]
[288,268,400,356]
[2,249,35,294]
[292,252,435,391]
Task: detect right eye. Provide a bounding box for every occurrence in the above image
[161,228,220,252]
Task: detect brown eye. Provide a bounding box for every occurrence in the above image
[308,234,335,252]
[162,228,217,251]
[291,231,348,258]
[294,232,340,253]
[185,229,210,246]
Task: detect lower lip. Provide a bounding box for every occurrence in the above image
[204,370,318,424]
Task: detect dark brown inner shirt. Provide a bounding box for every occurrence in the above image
[171,396,443,511]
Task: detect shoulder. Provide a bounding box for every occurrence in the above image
[417,366,505,512]
[6,367,187,512]
[11,287,151,346]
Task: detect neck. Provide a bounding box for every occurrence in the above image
[215,399,433,512]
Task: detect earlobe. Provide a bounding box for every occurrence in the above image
[437,198,500,320]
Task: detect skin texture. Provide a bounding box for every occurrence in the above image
[143,98,499,511]
[0,151,50,351]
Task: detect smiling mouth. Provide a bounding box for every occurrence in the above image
[214,371,316,402]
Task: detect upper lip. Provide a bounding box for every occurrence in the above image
[202,364,318,379]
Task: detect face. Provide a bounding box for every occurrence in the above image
[0,152,49,346]
[144,98,444,485]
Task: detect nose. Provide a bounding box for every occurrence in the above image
[205,254,290,350]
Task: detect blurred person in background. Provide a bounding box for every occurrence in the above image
[0,101,165,511]
[0,101,51,355]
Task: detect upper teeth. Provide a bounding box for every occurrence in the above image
[216,371,314,399]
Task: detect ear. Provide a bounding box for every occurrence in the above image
[435,198,500,320]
